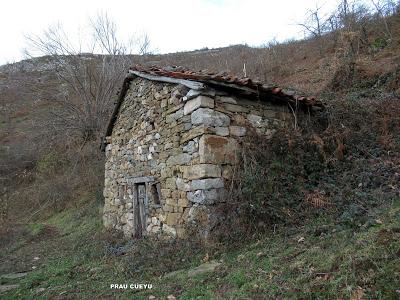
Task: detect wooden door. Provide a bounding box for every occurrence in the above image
[133,183,147,238]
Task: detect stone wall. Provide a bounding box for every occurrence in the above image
[103,77,294,238]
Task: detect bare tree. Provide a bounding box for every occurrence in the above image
[136,33,152,55]
[370,0,395,40]
[91,13,125,55]
[298,5,329,56]
[25,13,151,140]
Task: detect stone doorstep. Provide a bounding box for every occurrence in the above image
[0,272,28,279]
[163,260,222,279]
[0,284,19,293]
[187,260,222,277]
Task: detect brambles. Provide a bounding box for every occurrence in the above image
[217,94,400,240]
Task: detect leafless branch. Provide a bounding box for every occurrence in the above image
[24,13,152,140]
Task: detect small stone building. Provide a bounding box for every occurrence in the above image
[101,65,322,238]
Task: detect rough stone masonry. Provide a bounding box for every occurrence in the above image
[102,66,321,239]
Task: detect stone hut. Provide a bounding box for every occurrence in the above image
[101,65,323,238]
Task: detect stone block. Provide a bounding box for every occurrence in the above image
[166,108,184,123]
[213,126,229,136]
[165,177,176,189]
[184,96,214,115]
[162,224,177,236]
[184,122,192,131]
[176,178,191,191]
[166,153,192,166]
[223,103,249,113]
[264,110,277,119]
[165,212,182,226]
[187,188,225,204]
[182,164,222,180]
[171,190,180,199]
[247,114,263,127]
[222,165,233,179]
[168,96,180,106]
[190,178,224,190]
[161,189,171,198]
[180,115,190,122]
[164,204,174,212]
[219,96,237,104]
[154,92,163,100]
[163,103,184,116]
[180,125,209,144]
[164,142,173,150]
[199,135,238,164]
[177,198,189,207]
[191,108,230,127]
[166,198,177,206]
[229,126,247,137]
[125,212,134,221]
[182,141,197,154]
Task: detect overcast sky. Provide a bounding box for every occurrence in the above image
[0,0,341,65]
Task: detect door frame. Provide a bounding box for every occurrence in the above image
[126,176,154,238]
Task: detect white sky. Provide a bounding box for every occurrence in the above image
[0,0,341,65]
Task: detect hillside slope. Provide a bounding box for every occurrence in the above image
[1,11,400,299]
[0,196,399,298]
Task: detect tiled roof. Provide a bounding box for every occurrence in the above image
[130,65,323,108]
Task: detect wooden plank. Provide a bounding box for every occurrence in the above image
[129,70,205,90]
[132,183,139,238]
[138,184,147,236]
[156,183,162,204]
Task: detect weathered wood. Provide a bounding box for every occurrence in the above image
[156,183,162,204]
[137,184,147,236]
[129,70,205,90]
[132,183,139,238]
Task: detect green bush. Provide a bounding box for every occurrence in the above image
[371,37,388,52]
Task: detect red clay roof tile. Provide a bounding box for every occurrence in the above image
[130,65,323,108]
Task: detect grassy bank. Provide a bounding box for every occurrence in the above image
[1,192,399,299]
